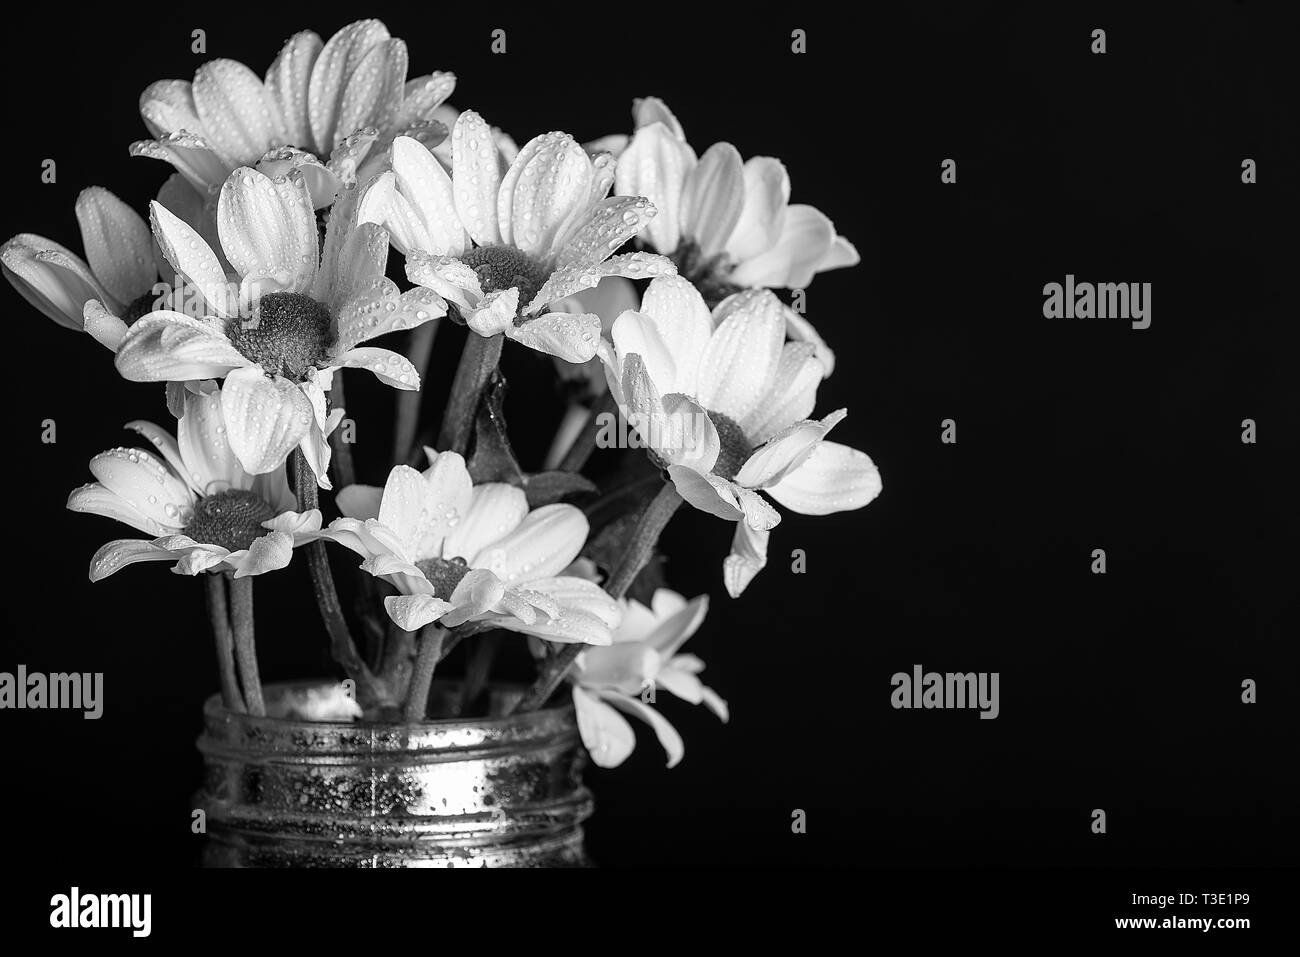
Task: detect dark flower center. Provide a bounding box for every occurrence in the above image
[226,292,333,381]
[122,292,160,326]
[184,489,278,552]
[706,409,754,481]
[459,245,548,322]
[671,240,743,310]
[414,556,473,601]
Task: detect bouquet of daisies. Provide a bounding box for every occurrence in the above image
[2,19,879,769]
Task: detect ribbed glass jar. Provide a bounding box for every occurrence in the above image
[195,681,592,867]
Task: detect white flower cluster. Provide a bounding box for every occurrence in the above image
[3,20,880,767]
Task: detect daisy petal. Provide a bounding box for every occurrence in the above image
[332,346,420,390]
[451,110,503,246]
[138,79,201,139]
[89,539,180,582]
[695,289,785,422]
[766,441,883,515]
[308,19,391,153]
[503,132,592,258]
[264,30,323,152]
[217,167,318,293]
[507,312,601,362]
[0,234,107,328]
[149,201,234,318]
[725,157,791,263]
[178,385,248,495]
[88,447,193,530]
[471,504,588,583]
[74,188,155,305]
[573,687,636,768]
[444,483,529,560]
[336,38,408,143]
[67,483,168,537]
[723,522,768,598]
[384,594,455,632]
[82,300,129,353]
[192,59,285,167]
[114,311,247,382]
[220,367,314,475]
[730,204,837,290]
[232,530,294,578]
[742,341,823,438]
[613,122,695,254]
[600,692,686,768]
[680,142,744,258]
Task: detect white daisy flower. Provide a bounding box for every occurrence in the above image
[315,450,621,644]
[358,117,676,363]
[68,384,321,581]
[112,166,444,489]
[568,588,726,769]
[610,96,859,372]
[1,187,169,351]
[599,275,883,597]
[132,19,455,207]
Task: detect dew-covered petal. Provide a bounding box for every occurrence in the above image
[765,441,883,515]
[139,79,201,139]
[192,59,285,168]
[308,19,391,154]
[741,341,823,439]
[415,450,474,559]
[394,72,457,130]
[384,594,455,632]
[217,167,318,293]
[88,539,182,582]
[471,503,588,584]
[331,346,419,390]
[635,274,712,394]
[451,110,503,247]
[220,366,315,475]
[68,483,168,537]
[506,311,601,362]
[264,30,323,152]
[149,200,235,318]
[336,38,408,143]
[390,135,468,257]
[89,446,194,531]
[178,384,249,495]
[114,311,247,382]
[695,289,785,423]
[83,300,130,352]
[130,132,231,195]
[553,196,657,271]
[1,234,107,328]
[75,187,156,304]
[443,483,529,561]
[503,132,593,258]
[613,122,695,254]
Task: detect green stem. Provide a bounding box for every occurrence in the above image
[556,390,617,474]
[393,319,440,466]
[436,332,503,455]
[205,573,244,713]
[228,575,265,717]
[511,481,682,714]
[294,449,384,707]
[403,624,447,722]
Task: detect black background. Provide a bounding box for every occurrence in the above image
[0,1,1296,883]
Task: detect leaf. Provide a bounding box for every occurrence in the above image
[466,371,598,507]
